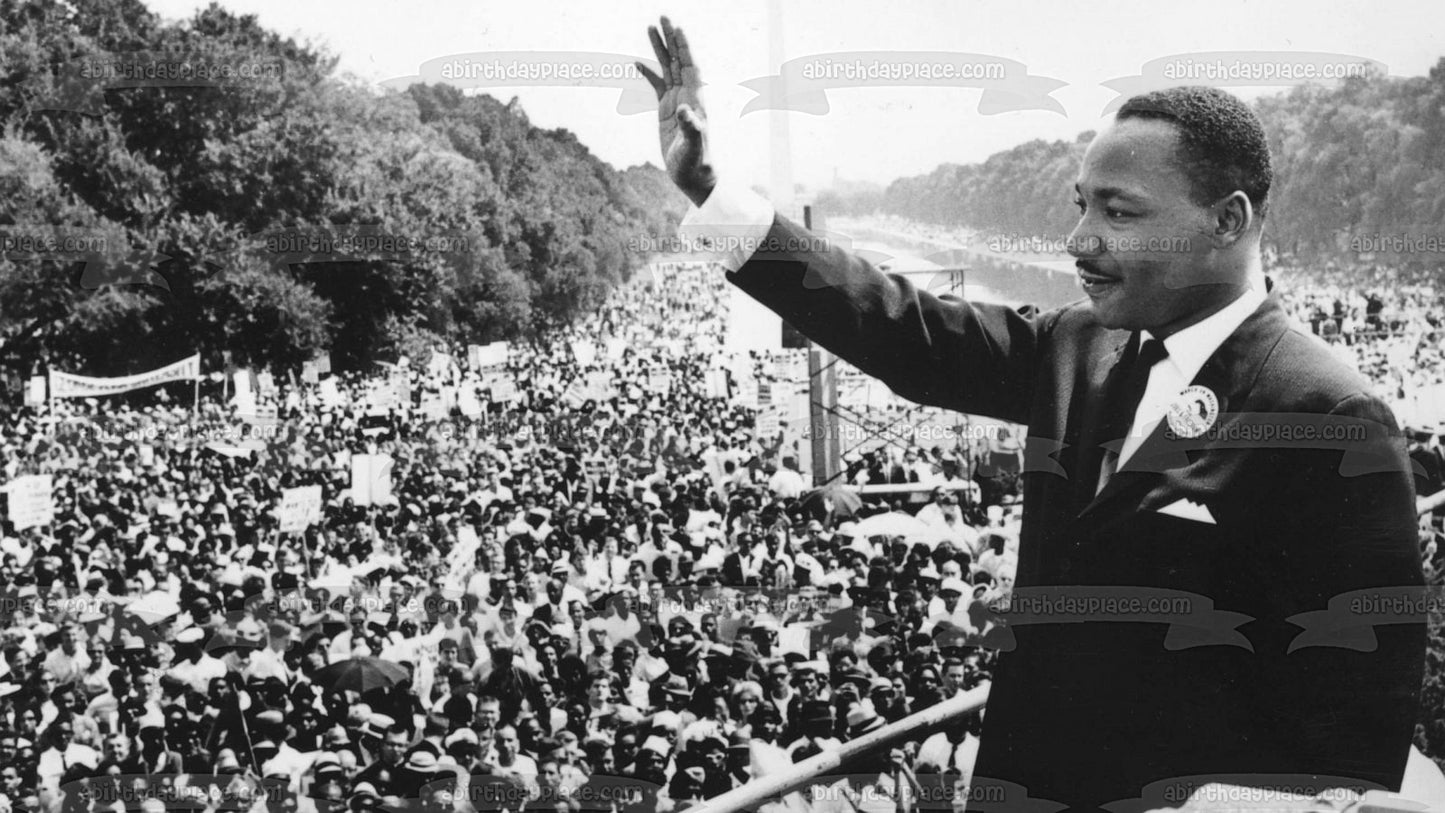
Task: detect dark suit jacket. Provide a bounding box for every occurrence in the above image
[721,551,760,588]
[728,214,1425,808]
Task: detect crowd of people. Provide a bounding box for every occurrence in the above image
[3,232,1441,813]
[0,262,1027,813]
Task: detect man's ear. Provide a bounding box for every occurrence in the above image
[1212,191,1254,247]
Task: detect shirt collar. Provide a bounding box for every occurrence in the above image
[1144,285,1267,383]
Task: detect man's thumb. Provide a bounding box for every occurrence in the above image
[677,104,705,137]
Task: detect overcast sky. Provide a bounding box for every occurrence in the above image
[141,0,1445,195]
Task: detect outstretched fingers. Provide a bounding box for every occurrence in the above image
[636,61,665,99]
[673,25,702,90]
[647,24,673,85]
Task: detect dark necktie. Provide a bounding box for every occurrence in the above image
[1086,335,1170,499]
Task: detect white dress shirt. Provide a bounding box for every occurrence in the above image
[1118,286,1267,467]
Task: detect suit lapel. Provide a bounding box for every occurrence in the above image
[1069,334,1133,512]
[1077,285,1290,522]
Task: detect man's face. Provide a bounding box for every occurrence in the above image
[944,665,965,694]
[477,701,501,728]
[588,679,611,704]
[496,727,519,760]
[381,732,408,765]
[1069,117,1236,334]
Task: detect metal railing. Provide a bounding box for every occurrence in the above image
[680,682,991,813]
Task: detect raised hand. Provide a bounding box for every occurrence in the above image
[636,16,717,207]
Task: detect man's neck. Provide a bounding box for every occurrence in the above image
[1153,256,1264,340]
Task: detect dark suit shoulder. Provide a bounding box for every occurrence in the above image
[1259,321,1390,415]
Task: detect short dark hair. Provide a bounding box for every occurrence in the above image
[1117,86,1273,221]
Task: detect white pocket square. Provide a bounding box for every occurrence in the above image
[1155,498,1217,525]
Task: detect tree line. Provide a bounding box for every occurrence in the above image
[0,0,688,379]
[818,60,1445,271]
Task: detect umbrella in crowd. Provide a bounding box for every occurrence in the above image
[852,511,935,541]
[123,591,181,625]
[799,484,863,519]
[312,656,410,694]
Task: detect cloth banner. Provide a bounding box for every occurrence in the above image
[49,354,200,399]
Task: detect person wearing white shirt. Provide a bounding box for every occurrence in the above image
[36,718,98,792]
[766,458,805,500]
[166,627,227,695]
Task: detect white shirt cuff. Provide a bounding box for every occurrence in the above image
[678,178,776,273]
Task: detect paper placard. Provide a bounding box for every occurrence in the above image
[778,625,812,657]
[705,370,729,400]
[233,370,253,401]
[756,411,781,439]
[24,376,46,407]
[7,474,54,530]
[277,485,323,533]
[458,387,483,418]
[350,455,394,507]
[419,393,447,421]
[586,371,615,401]
[490,377,517,404]
[241,404,278,426]
[469,342,510,369]
[571,340,597,366]
[318,378,342,407]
